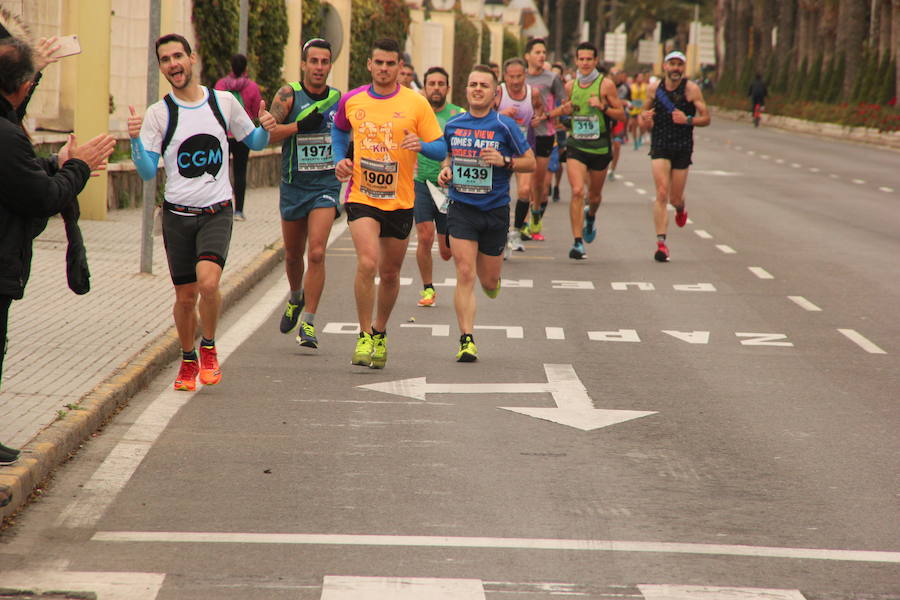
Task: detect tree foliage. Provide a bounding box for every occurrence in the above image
[302,0,324,42]
[348,0,411,90]
[192,0,240,88]
[480,23,491,65]
[452,11,479,107]
[502,29,521,64]
[249,0,289,100]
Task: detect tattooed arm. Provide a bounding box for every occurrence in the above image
[267,84,297,144]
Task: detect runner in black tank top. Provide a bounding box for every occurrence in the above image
[638,51,711,263]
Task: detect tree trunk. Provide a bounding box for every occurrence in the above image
[894,0,900,100]
[838,0,867,98]
[818,0,838,64]
[752,0,777,72]
[878,0,892,57]
[776,0,798,73]
[734,0,751,69]
[593,0,606,54]
[554,0,564,61]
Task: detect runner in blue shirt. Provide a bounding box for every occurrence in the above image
[438,65,534,362]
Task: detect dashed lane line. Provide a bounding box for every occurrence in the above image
[879,186,894,193]
[787,296,822,312]
[837,329,887,354]
[694,230,713,239]
[748,267,774,279]
[716,244,737,254]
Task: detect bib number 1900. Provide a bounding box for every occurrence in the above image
[360,157,399,200]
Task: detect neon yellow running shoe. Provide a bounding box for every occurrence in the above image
[417,287,436,307]
[482,279,501,299]
[352,332,374,366]
[370,333,387,369]
[456,336,478,362]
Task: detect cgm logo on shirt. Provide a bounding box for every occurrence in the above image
[176,134,223,179]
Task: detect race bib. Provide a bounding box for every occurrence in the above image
[360,157,398,200]
[296,133,333,172]
[452,157,492,195]
[572,115,601,140]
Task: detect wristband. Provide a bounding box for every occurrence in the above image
[687,115,694,126]
[503,156,513,170]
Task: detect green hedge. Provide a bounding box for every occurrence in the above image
[349,0,411,90]
[480,23,491,65]
[192,0,240,88]
[502,29,521,63]
[452,12,479,107]
[249,0,289,100]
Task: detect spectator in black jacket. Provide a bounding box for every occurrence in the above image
[0,36,115,465]
[748,73,767,110]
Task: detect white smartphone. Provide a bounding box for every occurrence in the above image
[55,34,81,58]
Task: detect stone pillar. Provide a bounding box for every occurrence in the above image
[428,10,456,90]
[487,20,504,67]
[284,0,302,85]
[70,0,112,220]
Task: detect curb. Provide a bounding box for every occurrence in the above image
[0,238,286,523]
[712,106,900,151]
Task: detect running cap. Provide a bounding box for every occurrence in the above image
[664,51,686,63]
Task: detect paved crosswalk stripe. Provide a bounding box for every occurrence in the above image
[321,576,485,599]
[837,329,886,354]
[92,531,900,563]
[545,327,565,340]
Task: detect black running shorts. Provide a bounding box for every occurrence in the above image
[345,202,414,240]
[162,202,233,286]
[650,147,693,170]
[567,146,613,172]
[447,201,509,257]
[533,135,555,158]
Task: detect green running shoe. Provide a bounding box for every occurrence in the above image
[482,279,501,299]
[352,331,374,366]
[296,321,318,348]
[370,333,387,369]
[456,337,478,362]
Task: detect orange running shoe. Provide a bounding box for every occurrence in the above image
[199,345,222,385]
[174,359,199,391]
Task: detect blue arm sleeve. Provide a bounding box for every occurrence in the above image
[241,126,270,150]
[332,123,350,164]
[420,138,447,162]
[130,138,160,181]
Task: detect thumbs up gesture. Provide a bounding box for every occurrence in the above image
[127,105,143,139]
[258,99,277,132]
[400,128,421,152]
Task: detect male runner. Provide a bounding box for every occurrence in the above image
[639,51,711,262]
[607,67,631,180]
[413,66,464,307]
[267,38,342,348]
[332,38,445,369]
[523,38,566,241]
[438,65,534,362]
[496,57,542,248]
[550,62,568,202]
[129,33,275,391]
[629,72,648,149]
[560,42,625,260]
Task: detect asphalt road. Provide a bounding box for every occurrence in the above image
[1,118,898,600]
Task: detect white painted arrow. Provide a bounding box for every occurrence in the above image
[359,364,656,432]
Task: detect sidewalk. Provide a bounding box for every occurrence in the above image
[0,187,288,520]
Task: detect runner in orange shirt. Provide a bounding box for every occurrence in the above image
[332,38,445,369]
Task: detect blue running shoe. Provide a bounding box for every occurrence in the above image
[583,206,597,244]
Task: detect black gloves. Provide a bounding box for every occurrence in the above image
[296,108,324,134]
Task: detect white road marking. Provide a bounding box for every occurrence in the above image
[879,186,894,193]
[374,276,413,286]
[611,282,655,291]
[791,163,801,168]
[552,280,595,290]
[775,159,785,164]
[662,330,710,344]
[57,221,349,528]
[748,267,774,279]
[787,296,821,311]
[746,150,755,155]
[672,283,716,292]
[588,329,641,342]
[401,323,450,336]
[808,167,820,173]
[91,531,900,563]
[852,178,866,184]
[691,170,741,176]
[545,327,566,340]
[694,230,713,239]
[639,585,806,600]
[760,154,770,160]
[0,571,165,600]
[716,244,737,254]
[624,181,635,188]
[636,188,648,195]
[323,322,362,334]
[829,173,839,179]
[736,333,793,347]
[837,329,887,354]
[474,325,524,339]
[321,576,485,600]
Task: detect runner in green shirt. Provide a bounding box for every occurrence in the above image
[413,66,465,307]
